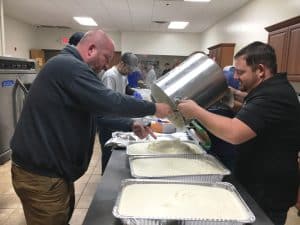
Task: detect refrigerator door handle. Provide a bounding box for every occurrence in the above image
[15,78,29,95]
[13,78,29,125]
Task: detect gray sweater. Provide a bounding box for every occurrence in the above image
[11,45,155,181]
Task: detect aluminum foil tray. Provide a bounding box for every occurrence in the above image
[112,179,256,225]
[126,140,206,156]
[105,131,191,149]
[129,154,230,182]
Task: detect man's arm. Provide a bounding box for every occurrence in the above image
[230,87,248,112]
[178,100,256,145]
[97,116,133,132]
[67,68,172,118]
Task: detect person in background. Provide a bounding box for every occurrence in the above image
[100,52,143,173]
[68,31,85,46]
[144,64,156,88]
[161,62,171,75]
[178,41,300,225]
[102,52,140,96]
[204,66,240,170]
[172,59,182,69]
[192,65,245,170]
[10,29,172,225]
[97,69,106,80]
[127,66,143,88]
[223,65,240,90]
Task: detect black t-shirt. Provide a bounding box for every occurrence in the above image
[235,73,300,211]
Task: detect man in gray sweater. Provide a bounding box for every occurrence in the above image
[10,29,171,225]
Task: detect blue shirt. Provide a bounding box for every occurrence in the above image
[127,71,142,88]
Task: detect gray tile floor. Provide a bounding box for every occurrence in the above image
[0,137,299,225]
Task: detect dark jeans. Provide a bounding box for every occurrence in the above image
[12,164,75,225]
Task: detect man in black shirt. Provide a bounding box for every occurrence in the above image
[178,41,300,225]
[10,29,172,225]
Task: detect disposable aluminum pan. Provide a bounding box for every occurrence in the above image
[112,179,256,225]
[129,154,230,182]
[105,132,190,149]
[126,140,206,157]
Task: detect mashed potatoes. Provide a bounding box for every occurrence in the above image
[127,140,204,155]
[130,157,224,177]
[118,183,250,221]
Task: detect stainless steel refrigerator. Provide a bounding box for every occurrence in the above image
[0,56,37,164]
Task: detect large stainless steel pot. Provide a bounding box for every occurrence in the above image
[151,52,227,128]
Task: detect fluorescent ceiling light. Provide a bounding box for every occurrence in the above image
[73,17,98,26]
[184,0,211,2]
[168,21,189,29]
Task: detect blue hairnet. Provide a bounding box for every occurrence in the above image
[223,66,239,89]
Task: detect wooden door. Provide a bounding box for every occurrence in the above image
[219,45,235,68]
[208,43,235,69]
[286,23,300,81]
[265,15,300,81]
[30,49,45,68]
[268,28,289,73]
[108,51,121,69]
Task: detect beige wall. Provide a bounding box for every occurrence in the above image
[2,15,122,58]
[198,0,300,54]
[2,0,300,91]
[33,27,82,50]
[121,31,201,56]
[198,0,300,91]
[4,16,35,58]
[33,28,122,51]
[3,0,300,58]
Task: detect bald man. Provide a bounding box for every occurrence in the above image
[10,29,172,225]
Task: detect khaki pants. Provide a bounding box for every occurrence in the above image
[11,164,75,225]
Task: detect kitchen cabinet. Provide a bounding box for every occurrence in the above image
[208,43,235,69]
[30,49,45,68]
[265,16,300,81]
[109,51,121,68]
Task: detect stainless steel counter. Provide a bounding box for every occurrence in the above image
[82,150,274,225]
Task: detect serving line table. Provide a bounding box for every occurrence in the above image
[83,150,274,225]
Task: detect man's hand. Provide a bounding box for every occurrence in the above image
[230,87,247,103]
[154,103,172,118]
[133,91,143,100]
[132,121,156,139]
[230,87,247,112]
[177,99,200,119]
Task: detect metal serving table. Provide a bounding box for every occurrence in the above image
[82,150,274,225]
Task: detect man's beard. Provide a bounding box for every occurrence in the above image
[87,60,101,74]
[91,66,101,73]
